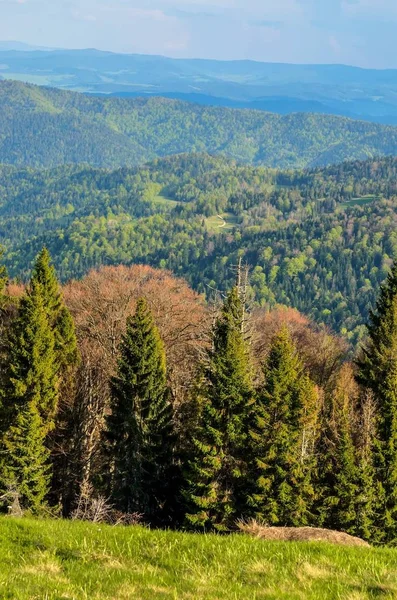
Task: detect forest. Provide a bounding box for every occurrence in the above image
[2,153,397,342]
[3,80,397,169]
[1,246,397,544]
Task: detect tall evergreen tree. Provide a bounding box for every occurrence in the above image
[249,327,319,526]
[28,248,79,509]
[3,400,50,511]
[355,390,377,542]
[0,277,58,509]
[316,365,360,535]
[30,247,78,370]
[106,298,174,525]
[357,261,397,542]
[184,286,253,531]
[6,279,59,434]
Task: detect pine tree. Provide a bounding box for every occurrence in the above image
[0,246,9,424]
[28,248,78,509]
[30,247,78,370]
[316,365,360,535]
[355,390,377,542]
[6,279,59,434]
[106,298,174,525]
[184,286,253,531]
[0,278,58,509]
[3,400,50,512]
[357,261,397,542]
[250,327,319,526]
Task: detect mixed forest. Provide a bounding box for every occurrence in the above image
[4,76,397,547]
[1,247,397,544]
[3,80,397,169]
[2,153,397,342]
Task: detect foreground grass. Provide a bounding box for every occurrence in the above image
[0,518,397,599]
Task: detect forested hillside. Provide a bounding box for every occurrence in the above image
[3,80,397,169]
[2,153,397,342]
[4,48,397,124]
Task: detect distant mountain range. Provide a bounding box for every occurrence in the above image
[3,79,397,170]
[1,45,397,124]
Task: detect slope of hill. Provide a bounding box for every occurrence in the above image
[2,153,397,341]
[1,517,395,599]
[2,47,397,123]
[3,80,397,169]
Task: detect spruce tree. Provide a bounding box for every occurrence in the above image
[355,390,377,542]
[316,365,360,535]
[3,400,50,511]
[184,286,253,531]
[250,327,319,526]
[30,247,78,370]
[106,298,174,525]
[28,248,78,509]
[6,279,59,434]
[0,278,58,509]
[357,261,397,542]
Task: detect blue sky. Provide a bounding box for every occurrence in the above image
[0,0,395,68]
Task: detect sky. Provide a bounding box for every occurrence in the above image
[0,0,395,68]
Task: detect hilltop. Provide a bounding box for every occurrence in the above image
[3,80,397,169]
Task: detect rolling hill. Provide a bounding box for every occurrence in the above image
[3,80,397,170]
[2,152,397,341]
[3,47,397,123]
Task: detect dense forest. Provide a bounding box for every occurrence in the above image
[2,153,397,342]
[3,80,397,169]
[1,248,397,544]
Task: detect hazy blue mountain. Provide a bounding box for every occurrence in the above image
[1,46,397,123]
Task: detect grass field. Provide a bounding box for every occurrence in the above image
[205,213,239,233]
[341,195,380,208]
[1,518,397,599]
[151,194,180,209]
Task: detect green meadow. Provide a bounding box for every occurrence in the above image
[1,518,396,599]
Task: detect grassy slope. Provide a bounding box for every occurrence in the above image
[1,518,396,599]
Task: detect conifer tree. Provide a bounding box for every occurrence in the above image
[357,261,397,542]
[184,286,253,531]
[316,365,360,535]
[0,277,58,509]
[26,248,79,509]
[106,298,174,525]
[250,327,319,526]
[30,247,78,370]
[6,279,59,434]
[355,390,377,542]
[3,400,50,511]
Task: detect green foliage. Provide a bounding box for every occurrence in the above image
[106,298,174,525]
[30,247,78,370]
[316,367,363,536]
[184,287,253,531]
[3,402,50,511]
[357,262,397,543]
[0,278,58,510]
[1,154,397,343]
[249,327,319,526]
[6,278,59,434]
[0,249,75,510]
